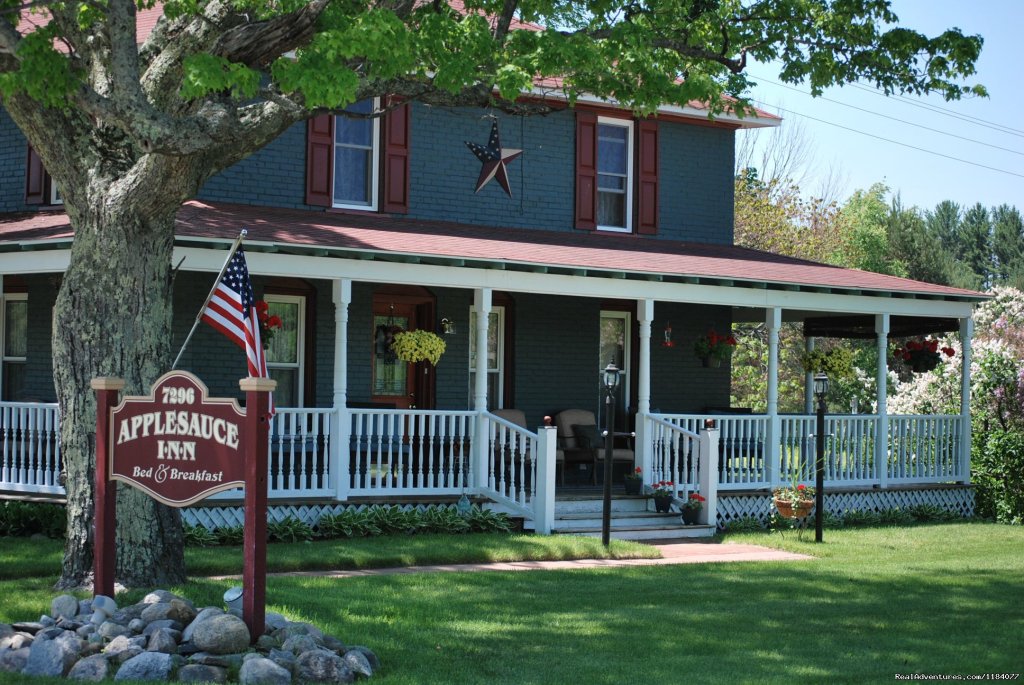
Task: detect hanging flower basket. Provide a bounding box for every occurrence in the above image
[693,329,736,366]
[774,498,814,519]
[391,330,447,365]
[892,337,955,374]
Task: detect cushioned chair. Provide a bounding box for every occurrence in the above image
[554,409,634,485]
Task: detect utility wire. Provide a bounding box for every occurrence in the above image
[752,75,1024,157]
[751,100,1024,180]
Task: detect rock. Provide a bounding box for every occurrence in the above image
[281,634,319,656]
[142,619,183,637]
[273,623,323,644]
[264,612,289,632]
[189,651,246,668]
[12,622,44,635]
[39,615,56,627]
[267,648,296,673]
[147,628,178,654]
[114,652,174,682]
[179,663,229,684]
[0,633,33,650]
[37,626,66,640]
[255,634,279,651]
[239,656,292,685]
[97,621,130,640]
[141,599,196,625]
[103,635,143,664]
[177,642,202,657]
[66,654,110,682]
[182,607,222,643]
[54,630,84,658]
[0,646,29,673]
[76,623,98,638]
[322,635,346,654]
[78,599,93,617]
[52,595,81,620]
[0,624,12,638]
[343,649,374,678]
[346,646,380,671]
[128,618,145,634]
[191,614,251,655]
[142,590,178,605]
[22,633,77,677]
[57,618,83,631]
[295,648,352,684]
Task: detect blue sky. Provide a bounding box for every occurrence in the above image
[740,0,1022,213]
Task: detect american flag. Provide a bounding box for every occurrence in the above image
[201,247,273,410]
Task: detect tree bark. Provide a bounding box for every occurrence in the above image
[53,203,186,590]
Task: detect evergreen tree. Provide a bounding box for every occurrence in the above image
[959,203,994,289]
[992,205,1024,288]
[927,200,962,253]
[886,197,956,285]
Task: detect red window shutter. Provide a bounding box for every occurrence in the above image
[305,115,334,207]
[574,110,598,230]
[25,145,48,205]
[636,119,659,235]
[382,101,411,214]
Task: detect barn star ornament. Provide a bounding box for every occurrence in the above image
[464,119,522,197]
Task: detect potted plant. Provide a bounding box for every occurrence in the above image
[693,329,736,367]
[390,329,447,365]
[892,337,955,374]
[650,480,675,513]
[680,492,705,525]
[623,467,643,495]
[772,481,815,519]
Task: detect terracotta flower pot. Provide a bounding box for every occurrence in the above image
[774,498,814,519]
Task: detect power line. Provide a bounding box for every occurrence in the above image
[752,75,1024,157]
[751,101,1024,180]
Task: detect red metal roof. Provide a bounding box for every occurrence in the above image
[0,202,984,300]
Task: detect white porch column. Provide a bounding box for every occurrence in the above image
[959,317,974,483]
[636,299,654,482]
[698,428,720,528]
[766,307,782,488]
[533,427,558,534]
[804,337,816,414]
[875,313,890,489]
[473,287,493,490]
[332,279,352,501]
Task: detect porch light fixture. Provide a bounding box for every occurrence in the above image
[813,372,829,543]
[440,317,457,336]
[601,361,620,547]
[662,322,674,347]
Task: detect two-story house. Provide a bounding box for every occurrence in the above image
[0,12,984,538]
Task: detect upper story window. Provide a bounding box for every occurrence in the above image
[597,119,633,232]
[575,111,658,235]
[25,145,61,207]
[306,99,411,214]
[334,99,380,210]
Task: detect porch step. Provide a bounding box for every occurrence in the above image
[553,496,649,515]
[555,510,688,528]
[566,524,717,541]
[547,495,715,540]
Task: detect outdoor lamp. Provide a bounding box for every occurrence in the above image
[813,372,830,400]
[602,361,621,393]
[440,317,457,335]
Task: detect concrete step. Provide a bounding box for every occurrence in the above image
[555,511,682,528]
[563,524,716,541]
[554,496,649,515]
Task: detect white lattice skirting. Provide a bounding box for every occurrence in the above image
[182,502,445,531]
[717,486,975,530]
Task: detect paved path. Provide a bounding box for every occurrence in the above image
[257,542,813,580]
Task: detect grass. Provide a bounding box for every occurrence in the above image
[2,523,1022,683]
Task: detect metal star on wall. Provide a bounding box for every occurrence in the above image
[464,120,522,197]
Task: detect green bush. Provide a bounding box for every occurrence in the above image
[418,505,471,534]
[878,508,915,526]
[214,525,245,545]
[839,508,881,527]
[317,509,380,538]
[464,506,513,533]
[0,501,65,538]
[722,516,765,533]
[183,523,218,547]
[267,518,313,543]
[972,429,1024,524]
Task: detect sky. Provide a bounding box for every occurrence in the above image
[739,0,1023,212]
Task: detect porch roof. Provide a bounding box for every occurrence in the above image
[0,201,986,303]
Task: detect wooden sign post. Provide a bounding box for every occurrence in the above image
[93,371,275,642]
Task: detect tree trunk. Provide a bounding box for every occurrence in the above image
[54,204,186,590]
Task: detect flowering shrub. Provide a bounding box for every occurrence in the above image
[772,482,814,505]
[650,481,674,497]
[255,300,283,349]
[892,337,955,373]
[693,329,737,361]
[682,493,705,511]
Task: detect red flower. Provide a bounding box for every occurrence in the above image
[255,300,269,314]
[634,467,642,474]
[941,347,955,357]
[267,315,283,329]
[797,484,806,491]
[689,493,706,502]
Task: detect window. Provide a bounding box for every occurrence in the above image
[334,99,380,210]
[596,119,633,232]
[306,99,410,213]
[597,311,630,424]
[575,112,658,234]
[2,294,27,401]
[264,295,305,408]
[469,306,505,409]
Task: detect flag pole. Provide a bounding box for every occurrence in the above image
[171,229,248,370]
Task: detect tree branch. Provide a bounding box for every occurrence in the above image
[211,0,330,68]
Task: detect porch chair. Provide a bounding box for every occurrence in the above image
[554,409,634,486]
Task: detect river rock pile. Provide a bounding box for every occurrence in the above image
[0,590,378,683]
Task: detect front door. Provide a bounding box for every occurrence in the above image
[371,294,435,409]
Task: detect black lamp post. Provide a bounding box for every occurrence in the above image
[601,361,620,547]
[813,372,829,543]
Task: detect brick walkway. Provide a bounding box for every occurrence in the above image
[259,541,813,580]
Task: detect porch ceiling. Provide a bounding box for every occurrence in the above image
[0,201,987,306]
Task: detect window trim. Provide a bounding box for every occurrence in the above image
[596,117,634,233]
[469,305,506,410]
[2,293,28,402]
[264,294,306,408]
[332,97,381,211]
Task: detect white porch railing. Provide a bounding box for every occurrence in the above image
[644,415,702,495]
[0,402,62,495]
[888,415,963,484]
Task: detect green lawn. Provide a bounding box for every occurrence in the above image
[2,524,1022,683]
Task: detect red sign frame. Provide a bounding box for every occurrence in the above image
[109,371,245,506]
